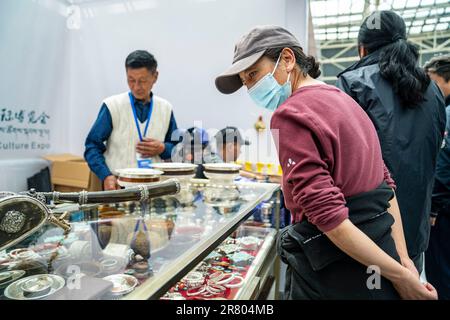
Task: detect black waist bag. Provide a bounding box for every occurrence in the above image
[278,182,396,271]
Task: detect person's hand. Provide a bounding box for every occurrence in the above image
[401,257,420,280]
[185,153,194,162]
[136,138,165,158]
[103,175,120,191]
[393,268,438,300]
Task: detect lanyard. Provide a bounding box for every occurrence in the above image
[129,92,153,142]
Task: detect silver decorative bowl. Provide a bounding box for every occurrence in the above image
[102,274,138,296]
[116,168,164,188]
[21,275,54,298]
[150,163,198,204]
[4,274,65,300]
[202,163,241,204]
[150,163,197,179]
[202,163,241,183]
[0,270,26,289]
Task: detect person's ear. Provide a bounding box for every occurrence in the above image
[281,48,296,73]
[358,45,368,58]
[153,70,159,82]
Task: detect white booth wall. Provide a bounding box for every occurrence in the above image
[0,0,309,192]
[0,0,70,191]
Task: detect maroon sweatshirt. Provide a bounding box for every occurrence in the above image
[271,84,395,233]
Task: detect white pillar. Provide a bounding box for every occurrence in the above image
[285,0,310,53]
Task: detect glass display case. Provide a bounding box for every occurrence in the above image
[161,225,278,300]
[0,181,280,300]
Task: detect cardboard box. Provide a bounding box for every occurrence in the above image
[42,153,102,192]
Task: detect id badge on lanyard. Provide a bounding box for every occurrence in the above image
[136,153,152,168]
[129,92,154,168]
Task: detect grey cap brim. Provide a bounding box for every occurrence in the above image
[215,50,266,94]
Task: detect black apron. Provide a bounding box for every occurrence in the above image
[277,182,401,300]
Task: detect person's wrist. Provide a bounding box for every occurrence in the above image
[391,265,411,284]
[104,175,116,186]
[400,254,412,265]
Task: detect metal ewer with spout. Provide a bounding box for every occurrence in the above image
[0,179,180,252]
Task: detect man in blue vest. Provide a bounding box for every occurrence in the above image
[84,50,178,190]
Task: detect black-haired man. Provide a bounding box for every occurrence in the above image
[84,50,178,190]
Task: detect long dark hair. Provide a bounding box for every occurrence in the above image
[358,11,430,108]
[264,47,321,79]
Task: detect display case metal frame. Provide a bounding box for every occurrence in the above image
[233,228,277,300]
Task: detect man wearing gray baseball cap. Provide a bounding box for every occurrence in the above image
[215,25,437,300]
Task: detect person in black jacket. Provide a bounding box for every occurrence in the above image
[424,55,450,299]
[336,11,446,274]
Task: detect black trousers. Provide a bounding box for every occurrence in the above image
[425,213,450,300]
[279,229,401,300]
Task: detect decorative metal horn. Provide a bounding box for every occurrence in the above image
[0,179,180,251]
[24,179,180,205]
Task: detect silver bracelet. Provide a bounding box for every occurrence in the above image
[183,271,204,283]
[183,271,207,290]
[208,271,224,282]
[205,282,226,294]
[224,275,244,288]
[168,292,186,300]
[186,285,207,296]
[213,273,236,285]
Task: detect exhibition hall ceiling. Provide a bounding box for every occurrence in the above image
[311,0,450,41]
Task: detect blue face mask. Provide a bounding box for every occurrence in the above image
[248,54,292,111]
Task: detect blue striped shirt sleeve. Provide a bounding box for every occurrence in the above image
[84,103,113,181]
